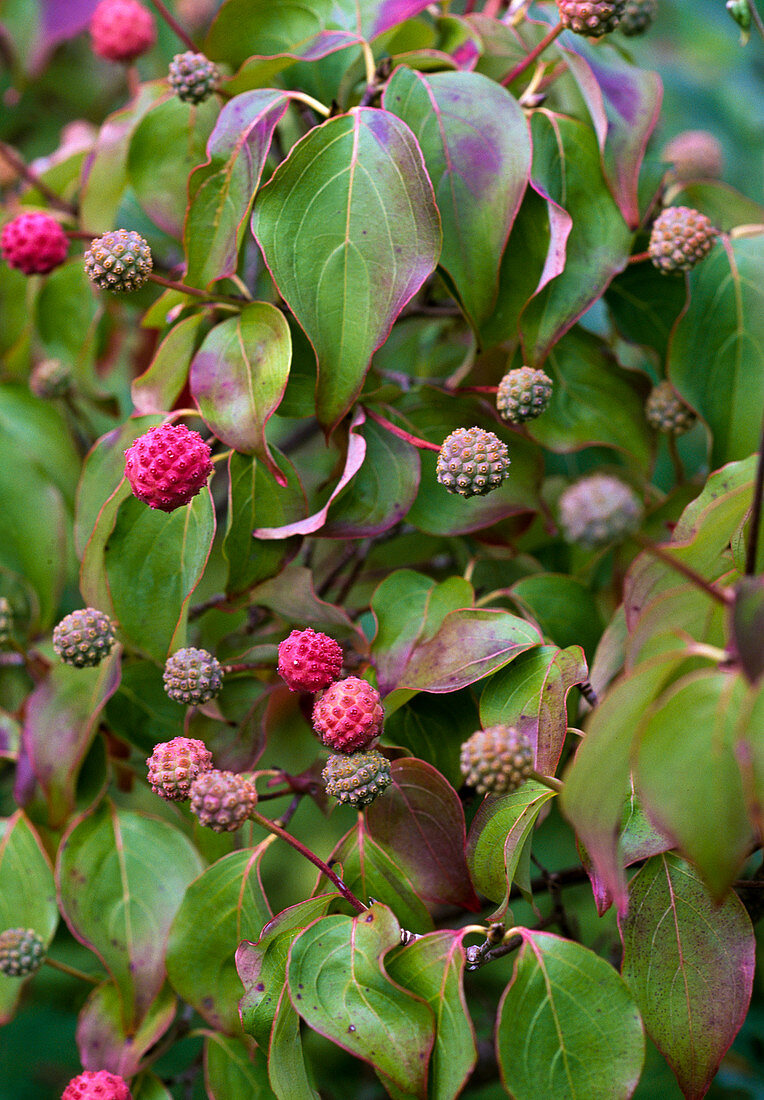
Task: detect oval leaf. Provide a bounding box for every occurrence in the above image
[77,982,176,1077]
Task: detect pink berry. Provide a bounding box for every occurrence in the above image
[124,423,213,512]
[146,737,214,802]
[90,0,156,62]
[312,677,384,753]
[277,628,343,692]
[61,1069,132,1100]
[1,212,68,276]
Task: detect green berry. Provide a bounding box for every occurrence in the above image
[0,597,13,647]
[645,381,697,435]
[189,769,257,831]
[559,473,643,548]
[168,51,219,103]
[460,726,534,796]
[618,0,657,35]
[436,426,510,498]
[556,0,626,36]
[648,207,716,275]
[163,647,223,705]
[53,608,116,668]
[84,228,153,292]
[322,750,392,808]
[0,928,45,977]
[496,367,553,424]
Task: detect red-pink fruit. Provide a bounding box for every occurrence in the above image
[90,0,156,62]
[124,423,213,512]
[312,677,384,753]
[277,628,343,692]
[61,1069,132,1100]
[189,770,257,832]
[1,212,68,275]
[146,737,214,802]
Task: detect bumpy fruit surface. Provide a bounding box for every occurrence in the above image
[559,473,643,548]
[618,0,657,34]
[648,206,716,274]
[163,647,223,705]
[90,0,156,62]
[436,426,510,498]
[277,628,343,692]
[496,367,553,424]
[53,608,116,668]
[62,1069,132,1100]
[645,381,697,435]
[0,597,12,646]
[124,423,213,512]
[460,726,534,796]
[84,229,153,292]
[323,750,392,808]
[168,51,220,103]
[29,358,72,398]
[661,130,724,181]
[147,737,214,801]
[189,769,257,831]
[0,928,45,977]
[556,0,626,35]
[312,677,384,753]
[1,212,68,275]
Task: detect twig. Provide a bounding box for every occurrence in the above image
[502,21,563,86]
[747,0,764,40]
[147,0,197,51]
[529,769,563,793]
[44,957,101,984]
[0,141,78,217]
[363,406,441,452]
[667,434,686,485]
[746,412,764,575]
[627,250,651,265]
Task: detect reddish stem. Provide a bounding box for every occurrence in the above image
[628,250,652,265]
[633,535,733,606]
[502,21,564,86]
[147,0,197,51]
[363,407,441,452]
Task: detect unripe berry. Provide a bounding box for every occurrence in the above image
[436,426,510,498]
[84,229,153,293]
[496,367,553,424]
[168,51,220,104]
[0,928,45,977]
[618,0,657,35]
[189,769,257,831]
[147,737,214,801]
[53,608,116,668]
[89,0,156,62]
[645,381,697,435]
[460,725,534,795]
[661,131,724,182]
[648,206,716,275]
[1,212,68,275]
[323,750,392,808]
[556,0,626,36]
[29,358,72,398]
[277,628,343,692]
[61,1069,132,1100]
[0,597,12,647]
[124,423,213,512]
[312,677,384,753]
[163,647,223,705]
[559,473,643,548]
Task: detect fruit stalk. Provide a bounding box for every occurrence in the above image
[0,141,77,216]
[147,0,196,50]
[502,22,564,86]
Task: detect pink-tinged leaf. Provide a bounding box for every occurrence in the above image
[621,854,755,1099]
[34,0,98,69]
[185,90,289,289]
[365,1,432,37]
[190,302,291,483]
[557,35,662,228]
[383,67,530,326]
[77,982,176,1077]
[22,652,122,828]
[254,409,366,537]
[398,608,542,692]
[530,179,572,294]
[366,759,480,911]
[252,107,441,430]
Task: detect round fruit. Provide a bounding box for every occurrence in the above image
[645,381,697,434]
[147,737,214,801]
[1,212,68,275]
[189,769,257,831]
[661,130,724,182]
[90,0,156,62]
[556,0,626,36]
[496,367,553,424]
[460,725,534,795]
[0,928,45,977]
[84,229,153,292]
[648,206,716,275]
[559,473,643,548]
[618,0,657,35]
[322,750,392,808]
[61,1069,132,1100]
[29,358,72,398]
[124,422,213,512]
[53,608,116,668]
[0,597,12,647]
[163,647,223,706]
[168,51,220,104]
[436,426,510,498]
[312,677,384,753]
[277,628,343,692]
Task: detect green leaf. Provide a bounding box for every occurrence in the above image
[497,930,644,1100]
[510,573,604,659]
[383,689,479,788]
[252,107,441,428]
[668,234,764,467]
[190,303,292,480]
[386,931,477,1100]
[384,67,530,325]
[35,260,102,371]
[132,1071,174,1100]
[266,988,320,1100]
[166,848,272,1034]
[0,385,79,506]
[77,982,176,1079]
[249,563,366,643]
[287,905,435,1098]
[669,180,764,233]
[132,315,205,415]
[104,661,183,755]
[605,261,688,361]
[204,1033,276,1100]
[57,802,205,1027]
[621,854,755,1100]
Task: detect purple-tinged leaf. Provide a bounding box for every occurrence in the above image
[621,854,754,1100]
[254,409,366,537]
[287,905,435,1098]
[252,107,441,430]
[383,67,530,326]
[366,758,480,911]
[398,609,541,693]
[190,303,291,482]
[77,983,176,1077]
[185,90,289,289]
[132,316,204,416]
